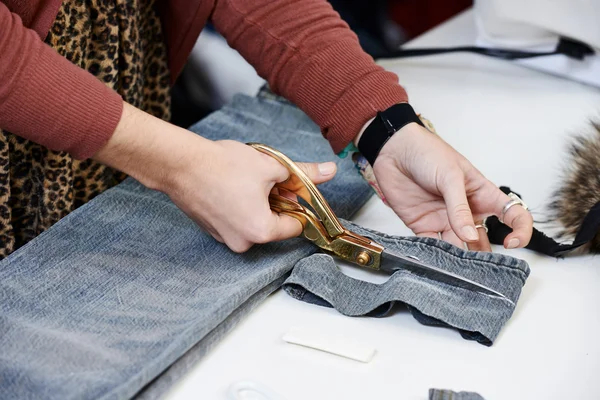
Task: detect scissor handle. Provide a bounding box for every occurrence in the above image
[248,143,345,239]
[269,194,331,245]
[252,143,384,270]
[269,193,384,269]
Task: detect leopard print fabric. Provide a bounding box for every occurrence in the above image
[0,0,171,259]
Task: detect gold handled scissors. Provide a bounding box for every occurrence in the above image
[249,143,513,304]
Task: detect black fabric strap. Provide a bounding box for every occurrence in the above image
[378,37,595,62]
[487,187,600,257]
[357,103,425,166]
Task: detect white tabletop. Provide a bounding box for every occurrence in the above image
[166,10,600,400]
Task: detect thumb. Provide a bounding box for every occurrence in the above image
[296,162,337,184]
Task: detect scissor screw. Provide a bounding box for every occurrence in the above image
[356,251,371,266]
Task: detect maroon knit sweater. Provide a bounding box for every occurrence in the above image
[0,0,408,159]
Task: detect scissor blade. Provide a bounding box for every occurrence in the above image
[379,250,514,304]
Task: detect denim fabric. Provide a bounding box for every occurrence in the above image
[135,277,287,400]
[0,91,372,400]
[283,223,530,346]
[429,389,486,400]
[0,89,528,399]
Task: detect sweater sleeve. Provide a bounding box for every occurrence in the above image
[210,0,409,153]
[0,3,122,159]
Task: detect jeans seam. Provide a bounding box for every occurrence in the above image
[349,224,529,277]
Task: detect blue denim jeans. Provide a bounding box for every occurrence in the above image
[0,89,528,399]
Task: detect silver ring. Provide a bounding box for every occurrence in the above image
[437,232,443,240]
[500,193,528,224]
[474,219,488,233]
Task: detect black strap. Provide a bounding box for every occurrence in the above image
[487,187,600,256]
[357,103,425,166]
[378,37,595,62]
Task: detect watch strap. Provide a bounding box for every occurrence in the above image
[357,103,424,166]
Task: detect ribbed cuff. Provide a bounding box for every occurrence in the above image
[2,37,123,160]
[325,73,409,153]
[280,37,408,154]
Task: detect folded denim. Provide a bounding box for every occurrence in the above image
[0,89,528,399]
[429,389,485,400]
[135,277,287,400]
[0,91,372,400]
[283,223,529,346]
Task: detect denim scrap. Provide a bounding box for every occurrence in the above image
[0,88,528,399]
[283,223,529,346]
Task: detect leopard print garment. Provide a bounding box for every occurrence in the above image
[0,0,171,259]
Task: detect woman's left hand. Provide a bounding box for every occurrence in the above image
[371,122,533,252]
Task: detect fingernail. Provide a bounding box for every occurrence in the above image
[318,162,336,175]
[507,238,520,249]
[462,226,479,242]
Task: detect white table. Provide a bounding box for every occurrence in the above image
[166,10,600,400]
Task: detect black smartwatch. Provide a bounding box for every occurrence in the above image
[357,103,424,166]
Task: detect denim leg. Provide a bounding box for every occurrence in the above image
[283,222,530,346]
[0,92,372,400]
[134,276,286,400]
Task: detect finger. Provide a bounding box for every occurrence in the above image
[227,239,254,254]
[466,224,492,252]
[441,229,468,249]
[263,212,304,243]
[278,187,299,202]
[502,205,533,249]
[261,154,290,183]
[195,220,223,242]
[296,162,337,184]
[269,187,298,203]
[489,190,534,249]
[417,232,441,240]
[439,171,478,243]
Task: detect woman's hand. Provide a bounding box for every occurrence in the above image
[165,139,336,252]
[371,122,533,251]
[95,102,336,253]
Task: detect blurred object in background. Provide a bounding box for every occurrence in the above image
[328,0,407,58]
[474,0,600,88]
[389,0,473,40]
[171,0,474,128]
[185,28,266,110]
[298,0,474,59]
[171,28,265,128]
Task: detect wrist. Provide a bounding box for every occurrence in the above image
[353,117,375,147]
[356,103,424,166]
[94,102,213,193]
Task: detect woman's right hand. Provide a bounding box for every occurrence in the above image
[95,102,337,252]
[166,139,337,252]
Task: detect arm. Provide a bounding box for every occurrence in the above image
[0,2,122,159]
[0,3,336,254]
[212,0,533,251]
[95,102,337,253]
[210,0,408,152]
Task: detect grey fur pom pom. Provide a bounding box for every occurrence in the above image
[548,121,600,253]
